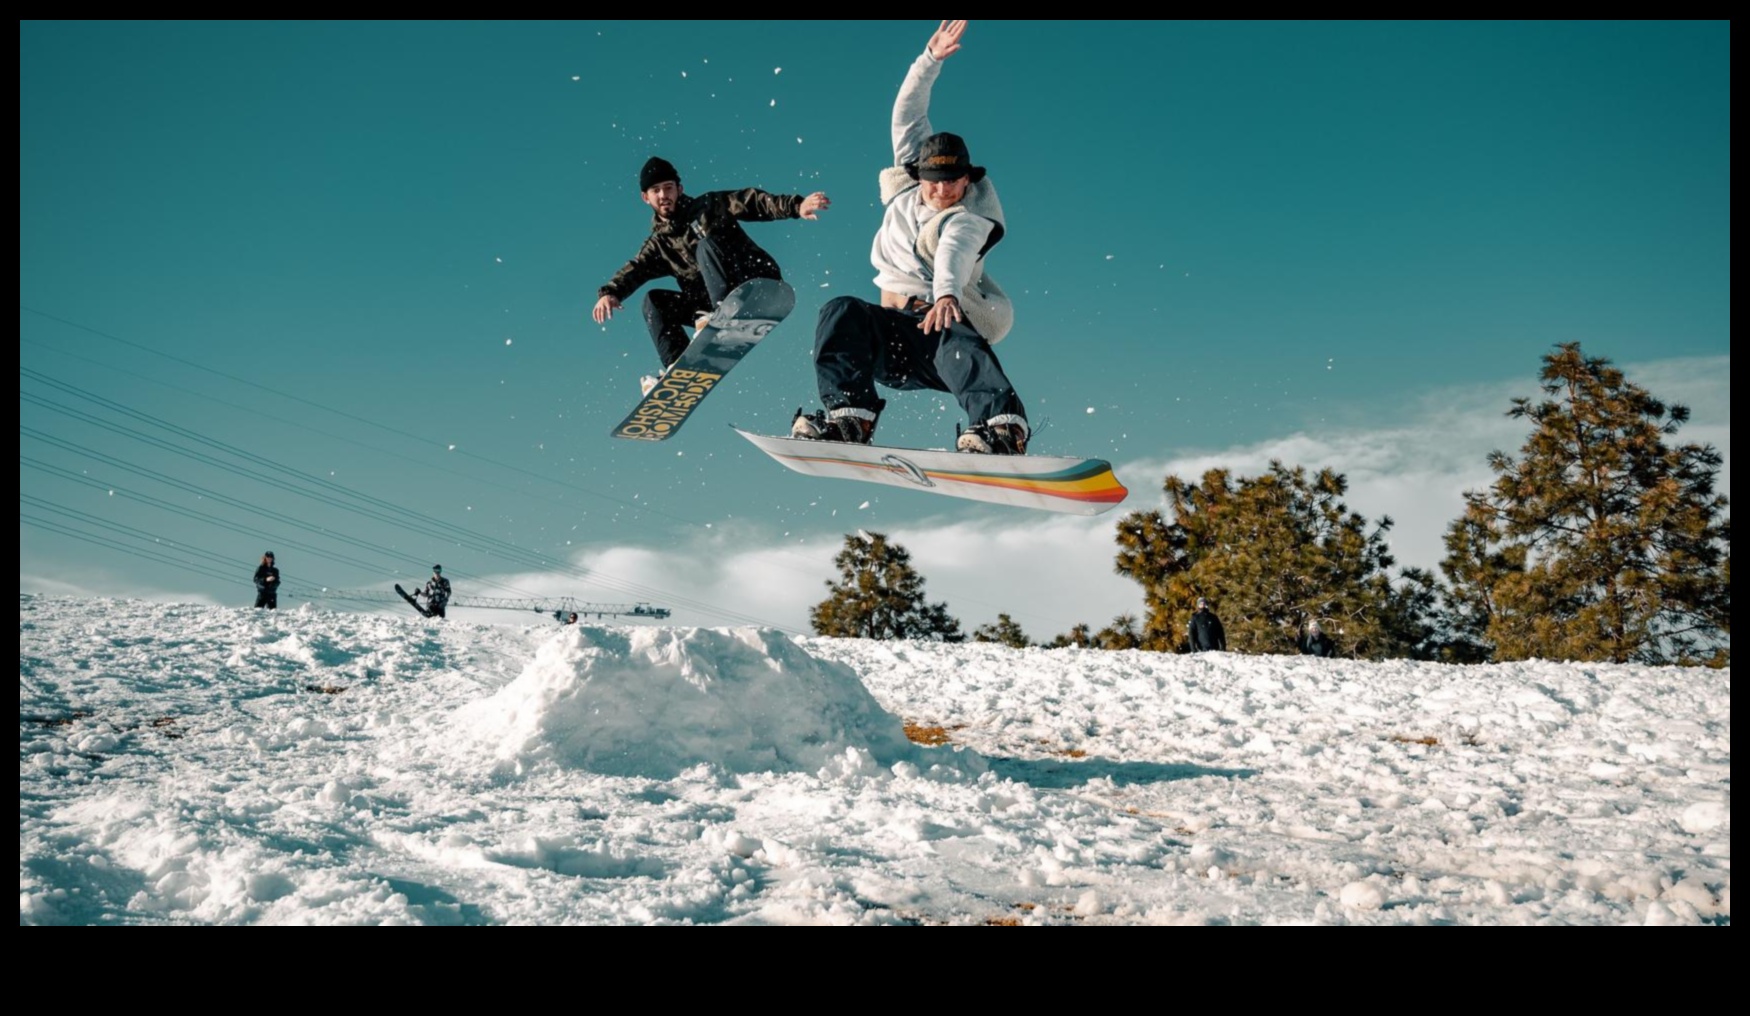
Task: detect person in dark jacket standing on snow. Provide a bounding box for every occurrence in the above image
[593,157,831,395]
[253,552,280,610]
[1187,597,1226,652]
[416,564,452,619]
[789,20,1029,455]
[1299,618,1336,658]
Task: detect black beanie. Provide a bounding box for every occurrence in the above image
[640,157,679,192]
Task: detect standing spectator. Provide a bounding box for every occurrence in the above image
[1187,596,1226,652]
[1299,618,1336,657]
[253,551,280,610]
[416,564,452,619]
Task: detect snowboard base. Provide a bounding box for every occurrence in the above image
[733,426,1128,515]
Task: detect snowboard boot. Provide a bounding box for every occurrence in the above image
[791,407,877,444]
[957,417,1029,455]
[641,360,678,397]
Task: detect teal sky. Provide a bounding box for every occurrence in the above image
[20,21,1731,630]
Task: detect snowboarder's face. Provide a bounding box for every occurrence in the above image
[642,180,682,218]
[920,175,970,211]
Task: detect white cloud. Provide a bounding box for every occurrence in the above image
[1117,354,1730,579]
[473,355,1728,637]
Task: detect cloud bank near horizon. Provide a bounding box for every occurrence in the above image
[25,356,1727,639]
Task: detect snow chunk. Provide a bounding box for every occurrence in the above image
[1680,801,1728,834]
[1339,881,1385,910]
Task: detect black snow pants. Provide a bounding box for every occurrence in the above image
[642,233,781,369]
[811,295,1026,427]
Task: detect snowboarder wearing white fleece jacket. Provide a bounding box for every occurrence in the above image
[791,20,1029,455]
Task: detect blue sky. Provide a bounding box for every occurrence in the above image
[20,21,1731,636]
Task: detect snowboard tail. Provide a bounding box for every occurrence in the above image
[611,278,796,441]
[394,584,431,617]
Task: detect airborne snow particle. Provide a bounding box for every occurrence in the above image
[571,75,581,81]
[495,257,502,263]
[447,444,456,451]
[858,501,870,509]
[770,99,776,107]
[505,338,513,346]
[774,67,782,74]
[681,71,688,78]
[1086,407,1095,414]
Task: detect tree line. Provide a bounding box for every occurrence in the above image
[810,344,1730,667]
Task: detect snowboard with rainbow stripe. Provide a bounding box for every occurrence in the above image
[733,426,1128,516]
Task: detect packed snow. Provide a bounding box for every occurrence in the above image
[19,595,1730,925]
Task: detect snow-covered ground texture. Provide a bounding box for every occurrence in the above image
[19,595,1729,925]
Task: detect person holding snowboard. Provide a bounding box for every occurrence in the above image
[1187,597,1226,653]
[253,551,280,610]
[1299,618,1336,658]
[415,564,452,619]
[592,158,830,394]
[790,20,1029,454]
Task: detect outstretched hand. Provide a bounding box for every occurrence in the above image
[592,294,622,324]
[798,192,831,220]
[927,20,967,61]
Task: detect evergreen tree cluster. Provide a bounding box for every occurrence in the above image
[809,345,1729,666]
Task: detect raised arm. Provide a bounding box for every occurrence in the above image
[891,20,967,167]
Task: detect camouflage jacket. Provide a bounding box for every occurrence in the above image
[598,188,803,304]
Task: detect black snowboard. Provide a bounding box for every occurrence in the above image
[394,584,431,617]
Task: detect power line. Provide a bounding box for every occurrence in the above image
[21,430,803,631]
[21,516,254,590]
[20,371,809,627]
[20,307,704,525]
[17,312,842,586]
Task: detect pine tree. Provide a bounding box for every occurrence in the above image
[1114,463,1435,658]
[1441,343,1730,665]
[1094,613,1142,650]
[1049,623,1094,649]
[810,532,963,642]
[971,613,1032,648]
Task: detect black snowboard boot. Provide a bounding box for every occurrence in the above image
[791,408,876,444]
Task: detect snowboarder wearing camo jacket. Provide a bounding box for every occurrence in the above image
[791,20,1029,455]
[593,158,830,395]
[415,564,452,619]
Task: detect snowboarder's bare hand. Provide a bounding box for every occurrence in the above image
[798,192,831,220]
[919,295,962,334]
[927,20,967,61]
[592,294,622,324]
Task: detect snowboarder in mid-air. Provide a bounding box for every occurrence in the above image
[593,157,830,395]
[790,20,1028,454]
